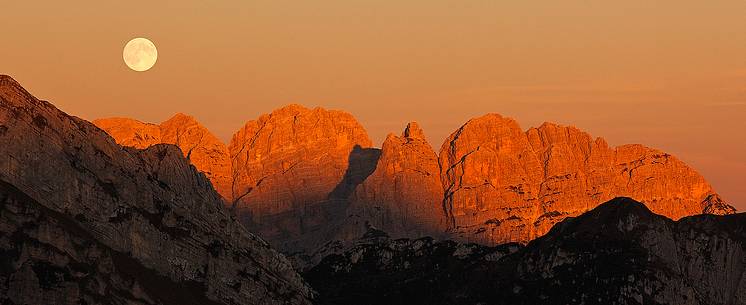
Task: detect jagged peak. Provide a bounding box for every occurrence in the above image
[403,121,426,140]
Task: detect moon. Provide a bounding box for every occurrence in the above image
[123,38,157,72]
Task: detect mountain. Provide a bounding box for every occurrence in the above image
[305,197,746,305]
[347,122,447,239]
[228,104,376,252]
[0,75,312,305]
[94,114,233,200]
[95,96,734,258]
[438,114,735,245]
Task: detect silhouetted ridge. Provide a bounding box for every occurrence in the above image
[528,197,666,247]
[307,197,746,305]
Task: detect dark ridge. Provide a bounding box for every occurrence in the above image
[305,197,746,305]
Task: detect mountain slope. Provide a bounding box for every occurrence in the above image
[0,75,312,305]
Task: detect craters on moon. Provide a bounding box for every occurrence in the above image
[123,38,158,72]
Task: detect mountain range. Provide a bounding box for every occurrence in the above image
[1,74,742,305]
[94,95,734,260]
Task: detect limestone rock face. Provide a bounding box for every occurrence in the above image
[439,114,734,245]
[0,75,312,305]
[349,122,446,240]
[94,114,233,200]
[93,101,734,256]
[228,104,376,252]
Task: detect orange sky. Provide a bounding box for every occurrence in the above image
[2,0,745,209]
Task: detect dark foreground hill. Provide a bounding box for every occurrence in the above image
[0,75,313,304]
[305,197,746,305]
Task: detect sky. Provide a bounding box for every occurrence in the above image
[1,0,744,209]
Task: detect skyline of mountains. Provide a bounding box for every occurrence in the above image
[92,94,735,258]
[1,74,744,305]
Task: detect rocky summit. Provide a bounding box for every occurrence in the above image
[347,122,447,240]
[438,114,735,245]
[0,75,312,305]
[228,104,376,252]
[305,197,746,305]
[96,100,735,257]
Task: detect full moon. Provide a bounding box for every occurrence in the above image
[123,38,157,72]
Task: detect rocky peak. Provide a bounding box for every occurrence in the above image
[347,122,445,243]
[94,113,233,200]
[229,104,374,252]
[403,121,426,140]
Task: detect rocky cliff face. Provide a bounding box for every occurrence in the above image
[0,75,312,305]
[228,104,376,252]
[305,197,746,305]
[94,114,233,200]
[95,102,734,257]
[348,122,446,240]
[439,114,734,245]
